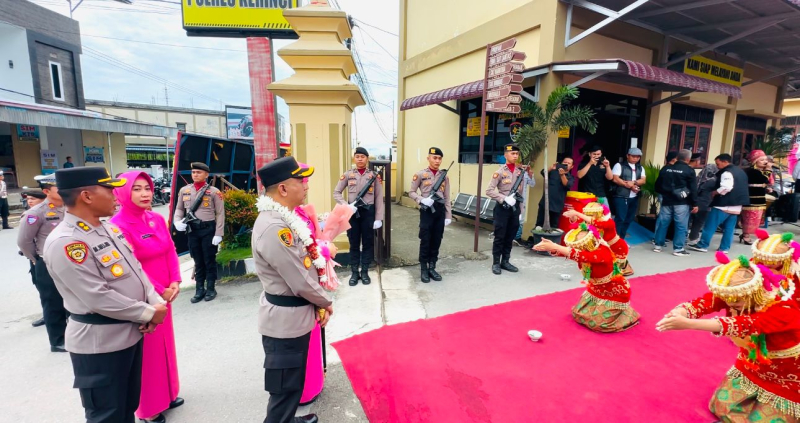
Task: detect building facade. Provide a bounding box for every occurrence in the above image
[0,0,174,187]
[397,0,795,236]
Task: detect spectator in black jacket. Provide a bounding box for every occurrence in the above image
[653,149,697,256]
[688,163,718,244]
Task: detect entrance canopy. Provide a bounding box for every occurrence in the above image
[0,99,178,138]
[400,58,740,112]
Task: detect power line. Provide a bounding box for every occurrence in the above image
[352,18,398,37]
[355,26,397,61]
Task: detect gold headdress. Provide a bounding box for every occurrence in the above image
[564,222,600,251]
[706,253,773,307]
[752,230,797,276]
[583,202,605,219]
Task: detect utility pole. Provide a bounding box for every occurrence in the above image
[164,85,169,106]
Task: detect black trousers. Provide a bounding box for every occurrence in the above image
[29,260,37,284]
[70,340,143,423]
[0,197,8,227]
[347,207,375,267]
[419,208,445,263]
[34,258,67,347]
[535,201,562,229]
[188,224,218,285]
[689,209,710,241]
[263,332,311,423]
[492,203,521,259]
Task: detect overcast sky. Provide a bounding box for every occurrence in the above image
[30,0,398,155]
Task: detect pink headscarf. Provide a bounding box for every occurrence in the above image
[111,171,155,223]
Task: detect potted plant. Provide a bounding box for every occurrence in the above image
[516,85,597,250]
[635,161,662,233]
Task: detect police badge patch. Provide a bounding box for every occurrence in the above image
[65,242,89,264]
[278,228,294,247]
[27,215,38,225]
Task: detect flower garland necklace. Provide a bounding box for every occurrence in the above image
[256,196,328,283]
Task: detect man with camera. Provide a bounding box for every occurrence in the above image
[654,149,697,256]
[610,148,646,239]
[173,162,225,303]
[535,157,574,230]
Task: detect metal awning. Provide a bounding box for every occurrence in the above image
[529,59,742,97]
[399,58,740,112]
[400,80,483,111]
[563,0,800,96]
[0,100,178,138]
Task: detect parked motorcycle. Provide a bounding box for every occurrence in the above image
[152,178,171,206]
[21,186,30,211]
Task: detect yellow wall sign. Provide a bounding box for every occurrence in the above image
[182,0,299,38]
[558,127,570,138]
[684,56,743,87]
[467,117,488,136]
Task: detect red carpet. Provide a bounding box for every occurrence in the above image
[333,267,737,422]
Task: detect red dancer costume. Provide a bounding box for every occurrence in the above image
[752,230,800,303]
[534,222,640,332]
[566,201,634,276]
[658,253,800,422]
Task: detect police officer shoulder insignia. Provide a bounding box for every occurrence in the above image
[27,215,38,225]
[413,174,418,181]
[340,174,345,180]
[65,242,88,264]
[110,264,124,277]
[493,173,499,179]
[77,221,91,232]
[217,191,223,199]
[278,228,293,247]
[48,203,55,209]
[303,256,312,269]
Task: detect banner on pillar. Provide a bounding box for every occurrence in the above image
[40,150,58,175]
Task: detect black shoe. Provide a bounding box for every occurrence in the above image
[50,345,67,353]
[204,281,217,301]
[492,256,501,275]
[140,414,166,423]
[361,266,371,285]
[428,262,442,281]
[168,397,184,409]
[293,414,318,423]
[500,260,519,272]
[31,318,45,327]
[349,267,359,286]
[190,283,205,304]
[420,263,430,283]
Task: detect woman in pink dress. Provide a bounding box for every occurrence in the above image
[111,171,183,423]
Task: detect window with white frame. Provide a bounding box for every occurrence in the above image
[48,61,64,101]
[176,122,187,131]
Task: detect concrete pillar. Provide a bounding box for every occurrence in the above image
[268,0,366,213]
[720,97,740,156]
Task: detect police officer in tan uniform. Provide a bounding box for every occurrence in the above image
[486,143,526,275]
[20,188,47,327]
[43,167,168,423]
[408,147,451,283]
[173,162,225,303]
[253,157,331,423]
[17,173,69,351]
[333,147,384,286]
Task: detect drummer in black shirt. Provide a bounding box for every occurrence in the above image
[577,145,613,203]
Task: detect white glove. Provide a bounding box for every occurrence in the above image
[348,203,358,214]
[373,220,382,230]
[444,219,452,226]
[420,197,435,207]
[174,220,187,232]
[504,195,517,207]
[212,236,222,246]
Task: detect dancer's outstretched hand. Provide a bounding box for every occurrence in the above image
[656,315,690,332]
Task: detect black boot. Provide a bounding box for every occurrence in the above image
[348,267,359,286]
[190,282,205,303]
[204,280,217,301]
[420,262,430,283]
[500,257,519,272]
[361,266,371,285]
[492,256,501,275]
[2,216,10,229]
[428,262,442,281]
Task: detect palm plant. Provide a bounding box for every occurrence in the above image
[639,161,662,216]
[754,126,794,158]
[516,85,597,231]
